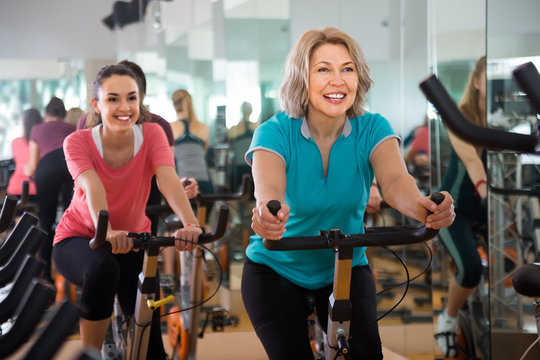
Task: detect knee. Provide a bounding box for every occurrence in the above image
[84,253,120,290]
[457,260,484,288]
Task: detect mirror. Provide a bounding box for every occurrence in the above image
[486,0,540,358]
[428,1,487,359]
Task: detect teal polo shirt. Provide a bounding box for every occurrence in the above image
[245,111,398,289]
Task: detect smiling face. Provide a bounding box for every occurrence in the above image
[307,43,358,122]
[91,74,140,133]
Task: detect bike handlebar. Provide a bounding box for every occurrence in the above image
[513,61,540,115]
[89,204,230,250]
[263,193,444,251]
[0,195,17,233]
[419,74,540,153]
[145,174,251,216]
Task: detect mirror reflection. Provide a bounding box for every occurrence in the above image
[486,0,540,359]
[428,1,488,359]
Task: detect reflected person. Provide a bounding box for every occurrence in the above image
[435,56,488,358]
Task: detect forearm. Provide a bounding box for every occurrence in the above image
[380,172,426,223]
[156,166,199,226]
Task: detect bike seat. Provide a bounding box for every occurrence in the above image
[512,263,540,298]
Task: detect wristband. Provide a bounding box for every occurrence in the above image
[474,179,487,196]
[183,223,200,228]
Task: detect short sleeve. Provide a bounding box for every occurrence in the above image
[366,113,400,157]
[145,123,175,170]
[245,114,290,166]
[63,131,95,180]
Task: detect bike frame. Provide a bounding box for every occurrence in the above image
[147,174,251,360]
[89,205,229,360]
[265,194,443,359]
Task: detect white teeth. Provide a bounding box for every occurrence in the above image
[325,94,344,99]
[117,116,130,120]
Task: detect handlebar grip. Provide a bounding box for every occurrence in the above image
[18,181,30,207]
[183,179,192,187]
[513,61,540,115]
[419,74,538,153]
[88,210,109,250]
[430,192,444,206]
[266,200,281,216]
[198,204,230,244]
[0,195,17,233]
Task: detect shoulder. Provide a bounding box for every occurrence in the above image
[65,128,90,143]
[259,112,298,132]
[142,122,161,133]
[12,137,25,145]
[64,129,91,152]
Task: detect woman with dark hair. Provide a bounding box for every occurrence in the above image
[25,96,76,284]
[7,108,43,197]
[52,64,201,356]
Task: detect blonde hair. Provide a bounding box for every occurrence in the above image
[172,89,200,124]
[459,56,486,127]
[280,27,372,119]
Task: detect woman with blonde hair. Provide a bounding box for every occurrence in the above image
[170,89,213,194]
[242,27,455,359]
[435,56,487,358]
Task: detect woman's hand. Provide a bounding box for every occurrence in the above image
[181,177,199,199]
[106,229,133,254]
[419,191,455,229]
[174,224,203,251]
[251,201,290,240]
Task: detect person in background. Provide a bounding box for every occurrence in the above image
[25,96,75,285]
[161,89,212,280]
[65,107,84,127]
[170,89,212,194]
[228,101,258,192]
[7,108,43,199]
[52,64,201,357]
[242,27,455,359]
[435,56,488,358]
[405,115,429,167]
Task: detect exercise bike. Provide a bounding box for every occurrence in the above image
[264,193,444,360]
[89,204,229,360]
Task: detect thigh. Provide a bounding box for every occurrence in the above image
[241,256,313,360]
[349,265,383,360]
[114,251,144,317]
[53,237,121,320]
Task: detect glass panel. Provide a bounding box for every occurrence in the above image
[486,0,540,358]
[428,1,487,359]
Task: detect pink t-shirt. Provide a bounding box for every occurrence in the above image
[7,137,37,195]
[54,122,174,245]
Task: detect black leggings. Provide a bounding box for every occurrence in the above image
[438,211,485,288]
[35,148,73,282]
[241,256,382,360]
[53,237,166,360]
